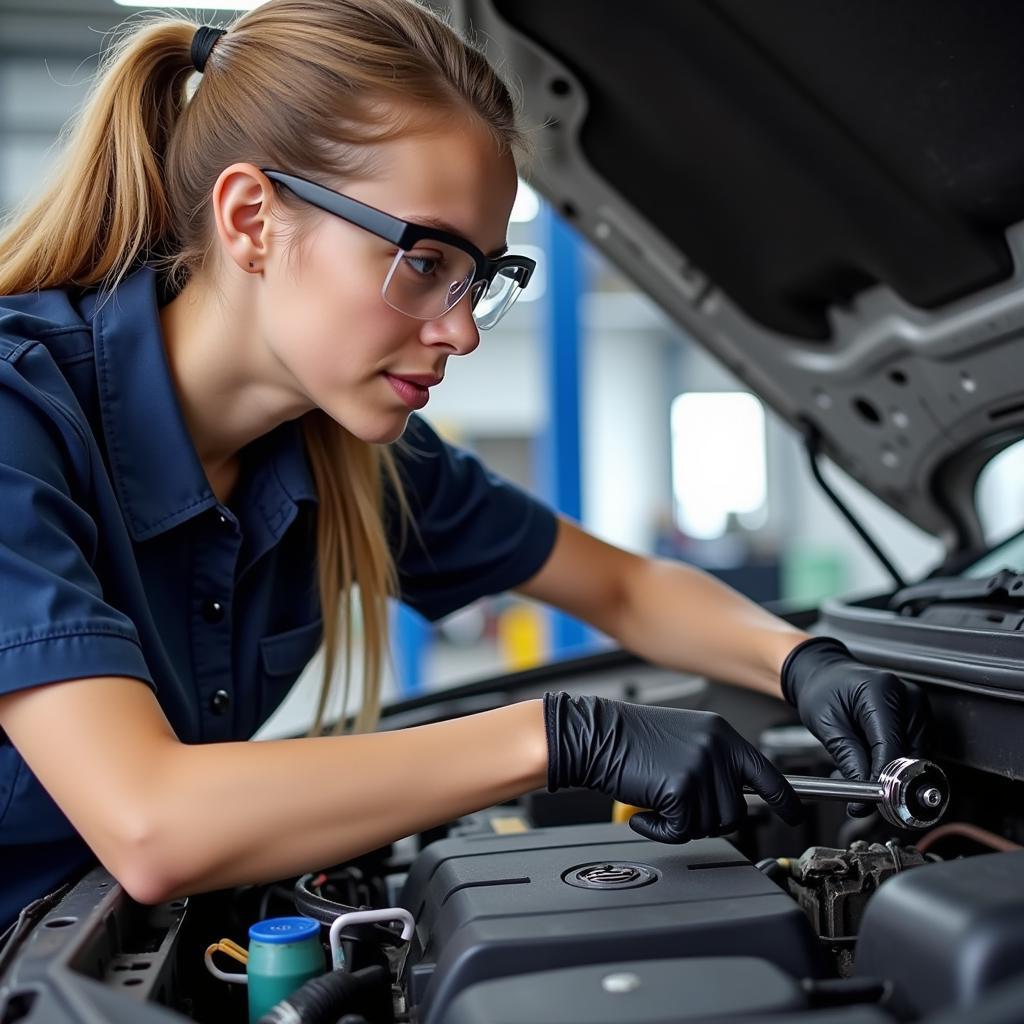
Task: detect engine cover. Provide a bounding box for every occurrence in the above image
[856,850,1024,1016]
[398,822,822,1024]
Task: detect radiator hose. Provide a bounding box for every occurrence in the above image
[255,964,392,1024]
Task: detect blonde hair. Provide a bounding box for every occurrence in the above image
[0,0,532,736]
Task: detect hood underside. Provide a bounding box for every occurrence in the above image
[450,0,1024,553]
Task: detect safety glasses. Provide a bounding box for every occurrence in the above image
[261,169,536,330]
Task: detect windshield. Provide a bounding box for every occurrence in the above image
[961,527,1024,578]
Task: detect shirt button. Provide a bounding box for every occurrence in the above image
[210,689,231,715]
[216,511,232,529]
[201,599,226,623]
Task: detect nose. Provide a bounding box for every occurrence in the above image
[418,292,481,357]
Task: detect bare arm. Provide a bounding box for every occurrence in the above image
[0,677,548,905]
[517,516,808,696]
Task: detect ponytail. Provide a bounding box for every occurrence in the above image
[0,21,196,299]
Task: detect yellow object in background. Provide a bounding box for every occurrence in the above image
[490,815,529,834]
[497,603,546,671]
[612,801,648,824]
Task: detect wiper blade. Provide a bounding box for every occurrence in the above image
[890,567,1024,615]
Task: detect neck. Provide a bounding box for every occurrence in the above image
[157,270,313,478]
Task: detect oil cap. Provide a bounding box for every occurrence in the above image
[563,862,660,890]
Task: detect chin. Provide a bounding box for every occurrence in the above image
[329,410,410,445]
[364,423,409,445]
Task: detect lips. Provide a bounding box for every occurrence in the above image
[384,372,437,410]
[390,373,443,387]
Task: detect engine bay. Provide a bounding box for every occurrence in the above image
[3,632,1024,1024]
[3,792,1022,1024]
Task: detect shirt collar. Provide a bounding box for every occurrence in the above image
[234,414,319,577]
[86,263,317,542]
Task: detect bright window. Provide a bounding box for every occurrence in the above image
[976,437,1024,544]
[670,392,767,540]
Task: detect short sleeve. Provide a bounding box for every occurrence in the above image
[387,415,559,622]
[0,352,154,695]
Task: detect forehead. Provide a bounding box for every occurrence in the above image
[339,116,519,252]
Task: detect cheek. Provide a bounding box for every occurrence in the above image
[261,257,403,385]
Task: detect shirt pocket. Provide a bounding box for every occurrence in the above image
[257,617,324,723]
[259,617,324,679]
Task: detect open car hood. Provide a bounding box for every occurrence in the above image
[451,0,1024,553]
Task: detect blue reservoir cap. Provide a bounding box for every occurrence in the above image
[249,916,320,944]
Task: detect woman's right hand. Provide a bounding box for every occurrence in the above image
[543,691,803,843]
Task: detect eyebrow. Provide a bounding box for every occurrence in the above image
[404,214,509,258]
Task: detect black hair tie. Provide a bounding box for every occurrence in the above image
[191,25,227,74]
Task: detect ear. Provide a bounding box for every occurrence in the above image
[210,163,276,275]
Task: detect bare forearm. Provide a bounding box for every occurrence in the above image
[136,699,548,902]
[614,558,809,695]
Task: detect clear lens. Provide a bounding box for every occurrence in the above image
[382,243,476,320]
[381,249,529,329]
[471,265,529,330]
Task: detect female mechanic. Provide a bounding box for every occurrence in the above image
[0,0,929,933]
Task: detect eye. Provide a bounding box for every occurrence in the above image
[401,250,443,277]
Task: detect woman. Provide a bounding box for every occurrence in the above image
[0,0,928,933]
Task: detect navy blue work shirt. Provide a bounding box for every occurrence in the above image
[0,263,557,932]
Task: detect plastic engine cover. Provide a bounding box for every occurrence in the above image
[398,822,822,1024]
[856,850,1024,1017]
[443,956,804,1024]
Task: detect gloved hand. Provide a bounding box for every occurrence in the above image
[543,691,803,843]
[781,636,931,815]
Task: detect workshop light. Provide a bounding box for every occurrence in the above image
[511,179,540,223]
[671,391,767,541]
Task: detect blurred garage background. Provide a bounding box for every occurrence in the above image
[7,0,1006,738]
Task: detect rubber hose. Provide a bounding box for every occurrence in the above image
[255,964,392,1024]
[292,878,401,945]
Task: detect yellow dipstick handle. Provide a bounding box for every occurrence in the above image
[612,801,648,824]
[206,938,249,965]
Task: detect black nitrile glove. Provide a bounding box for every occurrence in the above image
[781,636,931,816]
[543,691,803,842]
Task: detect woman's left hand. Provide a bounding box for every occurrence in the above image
[780,636,932,816]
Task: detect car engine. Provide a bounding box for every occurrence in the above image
[2,656,1024,1024]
